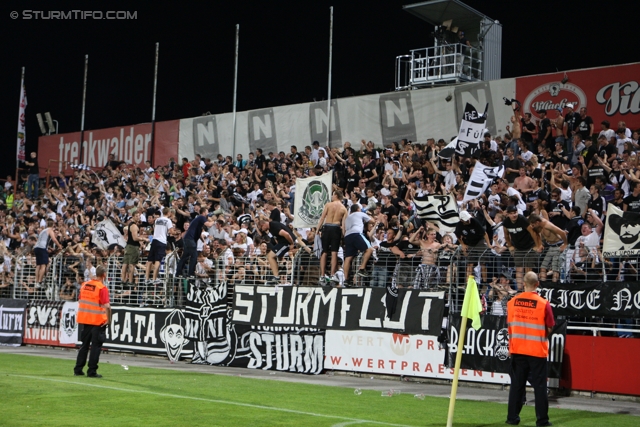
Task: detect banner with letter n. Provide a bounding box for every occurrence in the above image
[447,314,567,379]
[463,164,504,202]
[602,204,640,257]
[292,173,333,228]
[454,103,487,158]
[92,218,126,250]
[413,194,459,233]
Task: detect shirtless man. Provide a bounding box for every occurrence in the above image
[528,213,568,282]
[513,166,536,196]
[507,103,522,140]
[317,190,348,283]
[409,226,442,289]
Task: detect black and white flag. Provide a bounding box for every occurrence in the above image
[603,204,640,257]
[413,194,459,233]
[437,137,458,159]
[463,165,504,202]
[91,218,126,250]
[454,103,488,158]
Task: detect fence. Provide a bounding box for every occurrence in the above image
[5,243,640,336]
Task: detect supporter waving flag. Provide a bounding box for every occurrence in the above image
[454,103,488,158]
[413,194,459,233]
[463,164,504,202]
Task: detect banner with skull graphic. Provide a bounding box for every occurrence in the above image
[447,314,566,378]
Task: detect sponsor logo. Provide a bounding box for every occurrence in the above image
[523,82,587,119]
[389,333,411,356]
[514,298,537,308]
[596,80,640,116]
[494,328,509,361]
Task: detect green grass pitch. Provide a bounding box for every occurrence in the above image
[0,354,636,426]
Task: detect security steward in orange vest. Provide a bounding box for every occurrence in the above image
[74,265,112,378]
[506,271,554,427]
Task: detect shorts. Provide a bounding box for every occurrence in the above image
[123,244,140,265]
[268,242,290,258]
[34,247,49,266]
[540,246,561,272]
[513,248,538,269]
[344,233,371,258]
[148,240,167,262]
[321,224,342,254]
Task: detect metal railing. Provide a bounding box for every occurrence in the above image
[395,43,483,89]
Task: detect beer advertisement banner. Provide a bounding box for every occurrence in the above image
[104,305,193,360]
[232,285,445,336]
[516,62,640,132]
[538,281,640,318]
[58,302,79,345]
[324,329,509,384]
[0,299,27,347]
[185,281,325,374]
[23,300,73,347]
[447,315,567,379]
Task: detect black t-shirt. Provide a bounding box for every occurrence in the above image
[362,160,376,180]
[577,115,594,139]
[503,214,534,250]
[377,240,398,271]
[395,240,421,266]
[522,121,536,143]
[564,112,580,135]
[587,166,607,188]
[548,199,570,230]
[504,158,522,183]
[268,221,294,246]
[345,172,358,194]
[587,196,605,217]
[454,217,487,246]
[566,216,585,245]
[539,118,552,142]
[381,204,398,223]
[623,194,640,212]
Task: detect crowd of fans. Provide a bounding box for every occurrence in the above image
[0,102,639,318]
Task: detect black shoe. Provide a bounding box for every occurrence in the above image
[536,423,552,427]
[87,373,103,378]
[266,276,279,286]
[343,280,353,288]
[505,420,520,425]
[356,269,370,278]
[74,372,84,376]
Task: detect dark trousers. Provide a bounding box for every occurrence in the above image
[74,324,106,376]
[176,239,198,276]
[508,354,550,426]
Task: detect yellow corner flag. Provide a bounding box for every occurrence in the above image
[446,276,483,427]
[461,275,483,330]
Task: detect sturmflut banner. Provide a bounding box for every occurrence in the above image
[603,204,640,257]
[292,173,333,228]
[232,285,445,336]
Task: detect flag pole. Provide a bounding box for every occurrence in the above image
[232,24,239,159]
[15,66,25,190]
[150,42,159,165]
[326,6,333,148]
[446,275,482,427]
[446,306,470,427]
[79,54,88,165]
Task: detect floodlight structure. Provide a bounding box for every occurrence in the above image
[45,112,58,134]
[395,0,502,89]
[36,114,47,135]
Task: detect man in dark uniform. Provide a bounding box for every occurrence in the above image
[74,266,112,378]
[176,207,215,277]
[454,210,491,281]
[503,206,543,289]
[506,271,554,426]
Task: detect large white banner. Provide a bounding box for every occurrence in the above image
[292,173,333,228]
[58,302,79,345]
[92,219,126,250]
[324,329,510,384]
[178,79,515,160]
[602,204,640,257]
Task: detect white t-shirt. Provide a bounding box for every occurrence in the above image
[152,215,173,244]
[345,212,371,236]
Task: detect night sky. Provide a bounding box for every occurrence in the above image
[2,0,639,175]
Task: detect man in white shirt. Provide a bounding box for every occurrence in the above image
[145,207,173,283]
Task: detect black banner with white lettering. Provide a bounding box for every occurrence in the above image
[231,285,445,336]
[185,282,325,374]
[538,281,640,318]
[104,306,193,360]
[0,299,27,347]
[447,315,567,378]
[24,300,68,346]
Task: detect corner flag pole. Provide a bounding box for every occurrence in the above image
[446,275,482,427]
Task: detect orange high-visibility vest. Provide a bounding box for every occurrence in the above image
[77,280,107,326]
[507,292,549,358]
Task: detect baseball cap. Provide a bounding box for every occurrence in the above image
[506,205,518,213]
[459,211,472,221]
[565,103,574,109]
[556,107,563,113]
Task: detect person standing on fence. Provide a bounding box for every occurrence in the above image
[176,207,215,277]
[317,190,348,285]
[74,265,112,378]
[121,212,146,287]
[24,152,39,200]
[256,219,295,285]
[34,219,62,288]
[528,213,568,282]
[506,271,554,427]
[145,207,173,284]
[342,204,374,287]
[503,206,543,290]
[454,210,491,284]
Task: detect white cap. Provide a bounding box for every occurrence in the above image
[459,211,472,221]
[565,103,574,109]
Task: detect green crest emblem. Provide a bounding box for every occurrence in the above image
[299,180,330,224]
